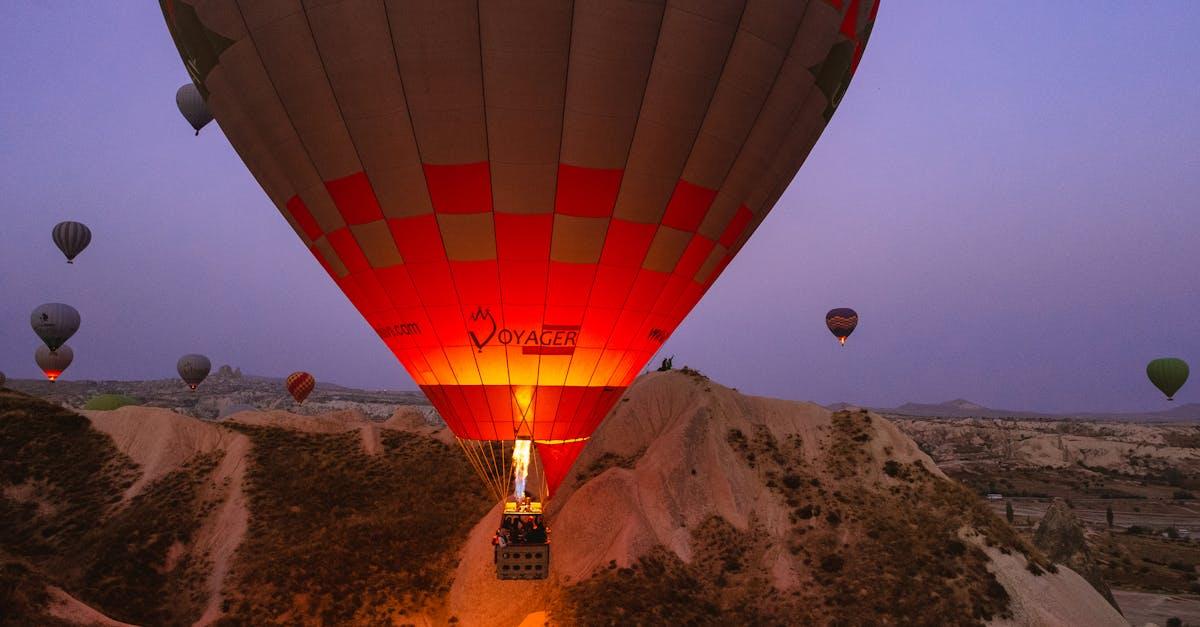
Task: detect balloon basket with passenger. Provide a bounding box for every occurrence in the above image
[472,437,553,580]
[494,497,550,580]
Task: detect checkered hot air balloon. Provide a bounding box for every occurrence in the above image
[825,308,858,346]
[286,371,316,404]
[160,0,881,500]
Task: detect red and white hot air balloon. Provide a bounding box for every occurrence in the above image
[161,0,880,501]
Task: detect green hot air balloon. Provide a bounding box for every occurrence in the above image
[1147,358,1189,401]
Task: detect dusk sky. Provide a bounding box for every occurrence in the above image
[2,3,1197,413]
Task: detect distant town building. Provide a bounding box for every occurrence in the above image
[986,493,1004,500]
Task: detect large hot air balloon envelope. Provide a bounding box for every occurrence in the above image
[286,371,316,404]
[176,83,213,134]
[161,0,880,499]
[52,221,92,264]
[825,308,858,346]
[31,303,80,353]
[177,354,211,390]
[36,345,74,382]
[1147,358,1189,401]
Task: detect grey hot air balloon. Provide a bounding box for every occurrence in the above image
[176,83,213,135]
[30,303,80,352]
[177,354,211,390]
[36,344,74,382]
[52,221,92,264]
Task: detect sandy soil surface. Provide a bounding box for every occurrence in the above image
[1113,589,1200,626]
[45,586,139,627]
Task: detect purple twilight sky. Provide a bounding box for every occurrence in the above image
[1,3,1197,413]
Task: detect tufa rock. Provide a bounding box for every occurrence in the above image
[1034,498,1121,612]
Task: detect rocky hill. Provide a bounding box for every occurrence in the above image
[1,372,1127,625]
[895,416,1200,481]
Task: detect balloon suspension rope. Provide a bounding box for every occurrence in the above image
[456,438,512,503]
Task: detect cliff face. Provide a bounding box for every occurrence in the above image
[1,373,1127,626]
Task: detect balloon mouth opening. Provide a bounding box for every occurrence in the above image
[838,337,847,346]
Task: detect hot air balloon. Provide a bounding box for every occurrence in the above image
[30,303,80,353]
[176,83,213,135]
[1147,358,1189,401]
[177,354,211,390]
[286,371,316,404]
[36,345,73,382]
[160,0,880,502]
[52,221,92,264]
[825,308,859,346]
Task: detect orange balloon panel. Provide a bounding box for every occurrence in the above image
[161,0,880,494]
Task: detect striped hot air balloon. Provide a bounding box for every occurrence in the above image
[286,371,316,404]
[52,221,92,264]
[825,308,858,346]
[160,0,880,500]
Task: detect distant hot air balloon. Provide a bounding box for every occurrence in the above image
[286,371,315,404]
[177,354,211,390]
[161,0,880,500]
[52,221,92,264]
[825,308,859,346]
[36,345,73,382]
[176,83,213,135]
[1147,358,1189,401]
[30,303,80,353]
